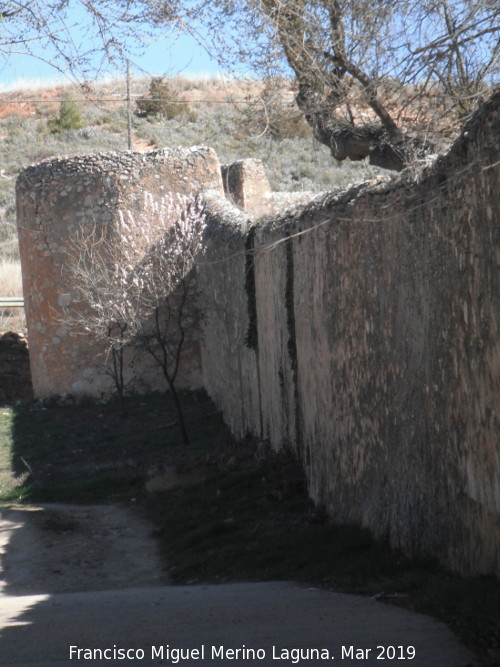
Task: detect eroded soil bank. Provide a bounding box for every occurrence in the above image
[0,331,32,404]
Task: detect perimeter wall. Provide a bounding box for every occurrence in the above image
[16,92,499,576]
[199,91,500,576]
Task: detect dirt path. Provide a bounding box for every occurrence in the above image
[0,503,167,596]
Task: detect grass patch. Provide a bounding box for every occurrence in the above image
[0,259,24,330]
[149,466,402,587]
[148,447,499,664]
[0,259,22,295]
[0,391,228,505]
[0,393,498,663]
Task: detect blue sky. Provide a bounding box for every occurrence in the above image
[0,17,223,90]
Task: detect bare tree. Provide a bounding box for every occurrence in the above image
[0,0,178,82]
[63,191,206,441]
[170,0,499,170]
[130,193,206,444]
[63,214,145,404]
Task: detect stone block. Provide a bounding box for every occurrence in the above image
[221,159,272,217]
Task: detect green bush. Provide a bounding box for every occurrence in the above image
[135,77,188,120]
[48,93,85,134]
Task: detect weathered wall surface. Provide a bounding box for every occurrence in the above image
[199,193,262,438]
[16,93,499,576]
[17,146,223,399]
[199,91,500,576]
[221,159,272,218]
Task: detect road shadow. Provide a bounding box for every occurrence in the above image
[0,503,167,597]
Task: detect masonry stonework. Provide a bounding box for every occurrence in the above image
[199,91,500,577]
[16,92,499,578]
[221,159,272,217]
[17,146,223,399]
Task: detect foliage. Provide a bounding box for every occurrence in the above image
[126,192,206,443]
[0,77,384,266]
[47,93,85,134]
[135,77,189,119]
[244,226,258,351]
[239,78,311,140]
[173,0,500,169]
[2,0,497,170]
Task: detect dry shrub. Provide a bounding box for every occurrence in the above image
[237,77,311,141]
[135,78,192,120]
[0,260,22,296]
[0,259,24,330]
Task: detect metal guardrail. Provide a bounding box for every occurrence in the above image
[0,297,24,308]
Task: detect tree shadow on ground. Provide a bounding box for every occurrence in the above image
[0,392,499,664]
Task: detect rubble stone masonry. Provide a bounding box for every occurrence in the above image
[199,91,500,577]
[16,91,499,577]
[17,146,223,398]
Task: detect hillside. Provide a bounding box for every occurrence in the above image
[0,75,384,264]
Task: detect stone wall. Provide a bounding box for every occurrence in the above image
[221,159,272,218]
[17,146,223,399]
[16,93,499,577]
[221,158,319,218]
[199,91,500,577]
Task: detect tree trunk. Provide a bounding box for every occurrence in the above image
[296,84,427,171]
[294,65,434,171]
[167,377,190,445]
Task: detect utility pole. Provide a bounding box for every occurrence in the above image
[126,60,133,150]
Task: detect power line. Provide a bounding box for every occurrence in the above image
[0,97,259,105]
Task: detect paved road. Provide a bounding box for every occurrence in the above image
[0,504,476,666]
[0,582,476,666]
